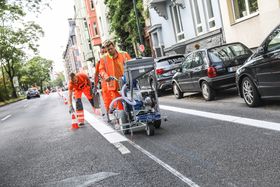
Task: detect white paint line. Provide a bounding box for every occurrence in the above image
[160,105,280,132]
[129,140,200,187]
[113,142,131,154]
[84,110,128,144]
[1,114,12,121]
[85,110,200,187]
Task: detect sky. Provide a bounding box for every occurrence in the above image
[34,1,75,73]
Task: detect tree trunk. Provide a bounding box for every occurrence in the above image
[1,63,7,93]
[4,60,17,98]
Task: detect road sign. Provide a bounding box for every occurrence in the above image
[139,44,145,53]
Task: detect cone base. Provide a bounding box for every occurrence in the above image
[71,123,79,129]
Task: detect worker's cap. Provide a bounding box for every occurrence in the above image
[103,40,114,47]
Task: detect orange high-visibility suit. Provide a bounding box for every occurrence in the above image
[95,60,110,111]
[68,73,94,124]
[99,51,131,111]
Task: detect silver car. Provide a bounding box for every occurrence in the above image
[149,54,185,95]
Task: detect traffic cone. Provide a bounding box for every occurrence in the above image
[71,113,79,129]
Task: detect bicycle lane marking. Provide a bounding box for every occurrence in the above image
[1,114,12,121]
[160,105,280,131]
[84,109,200,187]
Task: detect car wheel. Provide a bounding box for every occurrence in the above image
[201,81,215,101]
[173,83,183,99]
[241,77,261,107]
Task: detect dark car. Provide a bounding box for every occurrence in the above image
[149,54,185,94]
[26,88,40,99]
[172,42,252,101]
[236,24,280,107]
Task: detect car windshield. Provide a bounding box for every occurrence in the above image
[208,44,251,64]
[156,56,185,68]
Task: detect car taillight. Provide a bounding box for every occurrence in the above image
[207,67,217,78]
[156,69,164,75]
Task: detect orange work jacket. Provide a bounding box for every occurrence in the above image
[99,51,131,90]
[68,73,90,91]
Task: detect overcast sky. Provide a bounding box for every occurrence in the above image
[35,1,74,73]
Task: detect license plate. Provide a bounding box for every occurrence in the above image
[228,65,241,72]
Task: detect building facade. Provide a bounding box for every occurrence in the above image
[219,0,280,49]
[73,0,95,77]
[148,0,224,57]
[63,19,82,82]
[84,0,102,64]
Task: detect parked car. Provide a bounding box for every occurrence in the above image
[149,54,185,94]
[236,24,280,107]
[172,42,252,101]
[26,88,40,99]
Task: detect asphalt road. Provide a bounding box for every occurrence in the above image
[1,89,280,187]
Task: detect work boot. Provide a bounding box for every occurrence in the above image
[78,122,85,127]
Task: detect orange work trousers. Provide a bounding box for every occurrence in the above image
[101,81,123,112]
[74,85,94,123]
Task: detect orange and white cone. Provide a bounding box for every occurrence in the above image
[71,113,79,129]
[64,97,68,105]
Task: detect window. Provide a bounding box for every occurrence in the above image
[170,5,185,41]
[191,0,203,34]
[192,52,205,68]
[93,22,98,35]
[99,17,104,36]
[90,0,94,9]
[205,0,216,29]
[152,32,163,57]
[182,54,193,73]
[267,27,280,52]
[231,0,258,21]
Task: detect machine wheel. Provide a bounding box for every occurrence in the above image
[201,81,215,101]
[173,83,183,99]
[119,111,130,134]
[154,120,161,129]
[146,122,155,136]
[241,77,261,107]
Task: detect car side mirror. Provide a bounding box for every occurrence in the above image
[176,67,182,73]
[256,46,265,55]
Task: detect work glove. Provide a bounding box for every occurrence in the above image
[93,86,98,94]
[69,105,75,114]
[106,76,117,82]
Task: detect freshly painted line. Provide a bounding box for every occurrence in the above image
[1,114,11,121]
[113,142,131,154]
[84,110,128,143]
[85,110,199,187]
[129,140,200,187]
[160,105,280,132]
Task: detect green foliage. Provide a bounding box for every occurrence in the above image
[104,0,146,57]
[51,72,65,88]
[21,56,53,92]
[0,0,49,101]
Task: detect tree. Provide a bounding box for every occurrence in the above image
[21,57,53,92]
[104,0,146,57]
[0,0,48,99]
[52,72,65,88]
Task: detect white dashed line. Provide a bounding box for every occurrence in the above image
[1,114,12,121]
[113,142,131,154]
[160,105,280,132]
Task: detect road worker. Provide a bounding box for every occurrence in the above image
[68,72,95,126]
[99,40,131,113]
[94,46,108,114]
